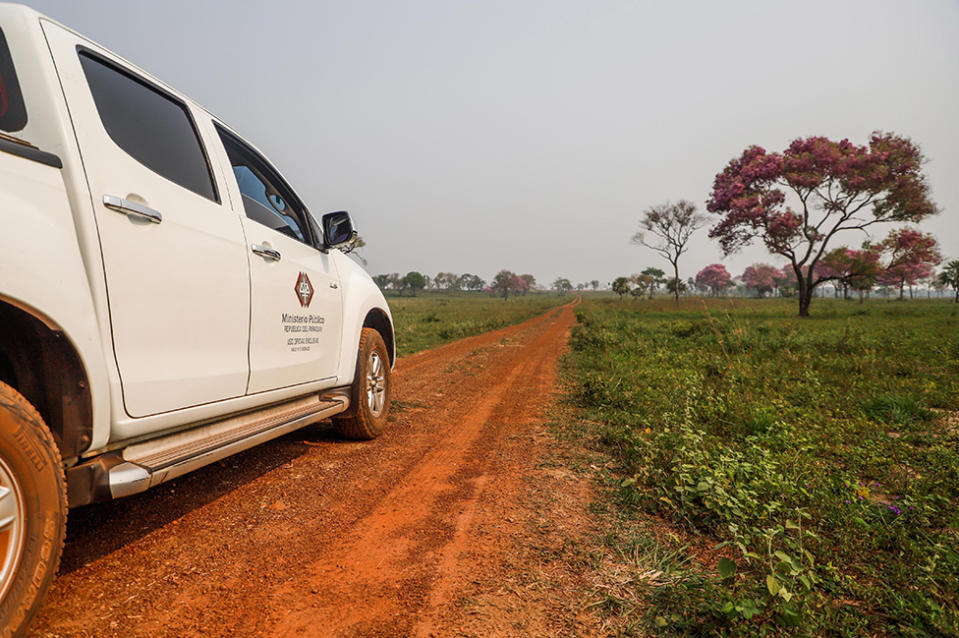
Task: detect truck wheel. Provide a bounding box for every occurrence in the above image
[0,382,66,637]
[333,328,391,440]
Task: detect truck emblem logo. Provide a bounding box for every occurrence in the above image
[295,272,314,307]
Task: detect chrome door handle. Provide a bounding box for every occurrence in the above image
[251,244,281,261]
[103,195,162,224]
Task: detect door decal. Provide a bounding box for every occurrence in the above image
[295,272,314,308]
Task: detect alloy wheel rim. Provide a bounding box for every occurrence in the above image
[366,351,386,417]
[0,455,25,603]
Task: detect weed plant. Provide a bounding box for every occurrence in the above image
[567,297,959,636]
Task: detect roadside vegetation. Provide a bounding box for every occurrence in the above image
[564,297,959,635]
[387,292,568,356]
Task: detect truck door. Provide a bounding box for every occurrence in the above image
[212,125,343,393]
[42,23,250,417]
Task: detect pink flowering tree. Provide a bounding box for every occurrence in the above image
[695,264,732,296]
[707,133,938,316]
[490,270,528,300]
[816,247,882,299]
[876,229,941,299]
[741,263,780,297]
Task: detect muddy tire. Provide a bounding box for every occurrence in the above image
[333,328,391,440]
[0,382,67,637]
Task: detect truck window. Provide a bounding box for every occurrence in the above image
[215,124,310,244]
[0,27,27,132]
[78,51,217,202]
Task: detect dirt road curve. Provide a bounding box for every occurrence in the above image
[31,298,581,637]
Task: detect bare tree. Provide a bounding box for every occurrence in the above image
[632,200,709,301]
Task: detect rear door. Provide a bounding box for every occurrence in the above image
[211,125,343,393]
[43,22,250,417]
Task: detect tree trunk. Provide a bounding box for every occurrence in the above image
[799,292,811,316]
[797,277,812,317]
[672,262,680,302]
[859,289,864,303]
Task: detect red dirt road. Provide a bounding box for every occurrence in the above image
[31,299,582,637]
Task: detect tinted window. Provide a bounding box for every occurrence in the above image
[216,125,309,244]
[0,27,27,132]
[79,52,216,201]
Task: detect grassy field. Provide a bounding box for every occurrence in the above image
[386,291,569,356]
[564,297,959,636]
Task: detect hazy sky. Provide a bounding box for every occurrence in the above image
[27,0,959,287]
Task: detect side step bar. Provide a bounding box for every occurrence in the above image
[67,393,348,507]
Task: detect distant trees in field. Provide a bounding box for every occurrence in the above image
[741,264,781,298]
[372,271,486,295]
[816,248,881,300]
[458,274,486,291]
[939,261,959,303]
[665,277,687,296]
[520,274,536,294]
[637,267,665,299]
[552,278,573,295]
[402,271,426,296]
[487,270,528,300]
[876,229,941,299]
[612,277,631,300]
[632,200,710,302]
[695,264,732,296]
[608,269,690,300]
[707,132,938,316]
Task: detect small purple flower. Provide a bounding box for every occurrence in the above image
[844,500,851,504]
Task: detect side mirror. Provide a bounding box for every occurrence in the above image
[322,211,356,249]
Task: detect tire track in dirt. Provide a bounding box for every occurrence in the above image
[30,298,579,637]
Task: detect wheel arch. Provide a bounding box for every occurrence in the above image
[362,307,395,367]
[0,299,93,460]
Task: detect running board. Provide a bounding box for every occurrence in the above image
[66,393,348,506]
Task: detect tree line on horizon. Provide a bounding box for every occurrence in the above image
[612,257,959,303]
[370,270,608,299]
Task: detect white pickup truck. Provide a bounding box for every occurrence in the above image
[0,4,395,633]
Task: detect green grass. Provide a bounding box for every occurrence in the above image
[564,297,959,636]
[386,291,569,356]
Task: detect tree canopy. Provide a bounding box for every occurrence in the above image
[632,200,709,302]
[939,260,959,303]
[695,264,732,296]
[611,276,631,300]
[707,132,938,315]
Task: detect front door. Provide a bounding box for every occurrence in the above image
[43,23,250,417]
[212,125,342,393]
